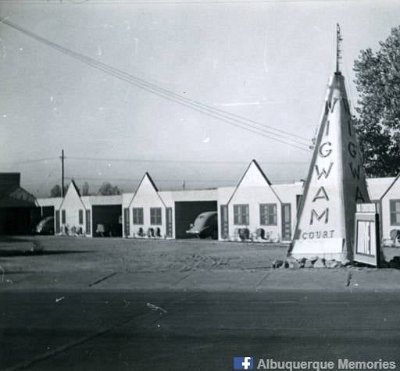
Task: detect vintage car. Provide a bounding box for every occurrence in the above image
[186,211,218,239]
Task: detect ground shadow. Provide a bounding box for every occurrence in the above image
[0,250,93,257]
[0,236,35,243]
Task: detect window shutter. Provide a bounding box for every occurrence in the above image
[85,210,91,235]
[166,208,173,237]
[55,210,60,234]
[124,208,130,237]
[220,205,229,238]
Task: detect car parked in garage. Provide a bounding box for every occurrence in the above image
[35,216,54,235]
[186,211,218,239]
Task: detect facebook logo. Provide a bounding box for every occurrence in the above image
[233,357,254,370]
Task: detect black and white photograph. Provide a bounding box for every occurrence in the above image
[1,0,400,370]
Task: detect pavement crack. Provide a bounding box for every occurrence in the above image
[173,272,192,286]
[4,322,124,371]
[88,272,117,287]
[255,272,270,289]
[4,308,162,371]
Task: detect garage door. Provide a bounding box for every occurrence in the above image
[174,201,217,239]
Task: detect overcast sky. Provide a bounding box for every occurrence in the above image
[1,0,399,196]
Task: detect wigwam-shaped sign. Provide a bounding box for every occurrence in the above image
[288,25,370,262]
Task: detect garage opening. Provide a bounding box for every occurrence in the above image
[0,207,36,235]
[92,205,122,237]
[174,201,217,239]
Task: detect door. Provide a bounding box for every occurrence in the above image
[166,207,173,238]
[281,203,291,241]
[55,210,60,234]
[220,205,229,239]
[124,208,130,237]
[85,209,91,236]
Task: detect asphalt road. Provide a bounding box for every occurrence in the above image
[1,290,399,371]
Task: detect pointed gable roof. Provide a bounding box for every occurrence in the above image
[380,173,400,201]
[128,172,166,208]
[227,159,281,205]
[58,180,86,210]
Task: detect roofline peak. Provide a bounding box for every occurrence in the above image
[336,23,343,74]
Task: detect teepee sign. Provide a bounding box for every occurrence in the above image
[289,26,370,262]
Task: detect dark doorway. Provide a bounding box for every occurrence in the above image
[174,201,217,239]
[92,205,122,237]
[30,206,55,233]
[0,208,36,235]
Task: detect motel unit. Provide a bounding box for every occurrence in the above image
[218,160,302,243]
[122,172,217,239]
[7,165,400,246]
[37,181,123,237]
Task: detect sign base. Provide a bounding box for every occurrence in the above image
[290,238,346,262]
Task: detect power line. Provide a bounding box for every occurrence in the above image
[65,175,238,183]
[0,157,58,165]
[0,0,376,4]
[0,155,309,167]
[67,156,309,165]
[0,19,311,151]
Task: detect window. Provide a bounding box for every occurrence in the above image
[132,208,144,225]
[79,209,83,225]
[61,210,66,224]
[150,208,162,225]
[390,200,400,226]
[233,204,249,225]
[260,204,277,225]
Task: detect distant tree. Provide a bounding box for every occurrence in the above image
[82,182,90,196]
[353,26,400,177]
[98,182,121,196]
[50,184,62,197]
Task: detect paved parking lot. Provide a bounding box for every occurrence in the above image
[1,236,400,292]
[1,236,400,370]
[0,236,287,287]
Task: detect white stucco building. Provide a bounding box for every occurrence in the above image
[35,170,400,246]
[37,181,122,237]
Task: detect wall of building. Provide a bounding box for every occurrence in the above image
[58,185,87,235]
[29,173,400,245]
[217,187,235,241]
[228,186,282,242]
[272,182,303,241]
[125,175,168,238]
[220,161,284,242]
[380,177,400,241]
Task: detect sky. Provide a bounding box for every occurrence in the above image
[0,0,400,197]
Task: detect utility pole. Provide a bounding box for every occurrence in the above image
[61,149,65,197]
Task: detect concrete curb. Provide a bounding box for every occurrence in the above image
[1,268,400,292]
